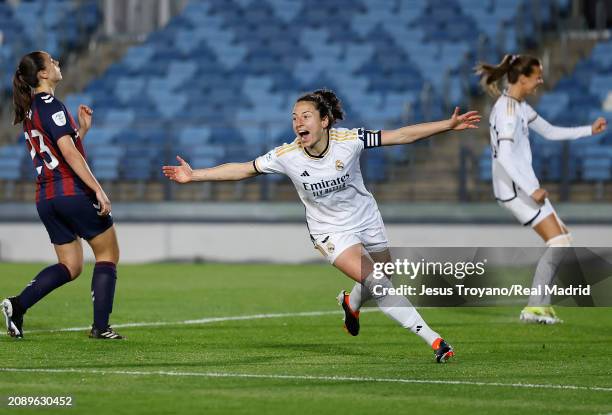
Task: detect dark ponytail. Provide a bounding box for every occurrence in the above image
[297,88,345,128]
[13,51,47,125]
[475,54,542,97]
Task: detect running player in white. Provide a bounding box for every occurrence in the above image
[163,89,481,362]
[476,54,607,323]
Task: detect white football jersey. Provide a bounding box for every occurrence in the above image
[254,127,383,235]
[489,92,591,201]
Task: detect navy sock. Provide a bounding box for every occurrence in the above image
[91,261,117,330]
[17,263,72,310]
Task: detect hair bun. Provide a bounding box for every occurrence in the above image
[313,89,345,122]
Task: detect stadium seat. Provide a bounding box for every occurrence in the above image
[122,158,153,180]
[91,162,120,181]
[580,146,612,181]
[0,0,101,95]
[0,144,24,159]
[0,158,22,180]
[83,127,120,146]
[479,148,493,182]
[7,0,604,197]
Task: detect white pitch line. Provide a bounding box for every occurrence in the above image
[17,309,378,334]
[1,368,611,392]
[3,311,611,393]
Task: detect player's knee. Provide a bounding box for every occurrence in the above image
[546,233,572,247]
[92,243,119,264]
[62,262,83,280]
[98,251,119,265]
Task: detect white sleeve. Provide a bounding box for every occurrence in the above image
[495,110,518,141]
[496,140,539,196]
[253,147,285,175]
[527,105,592,141]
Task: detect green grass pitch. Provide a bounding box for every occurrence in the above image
[0,262,610,415]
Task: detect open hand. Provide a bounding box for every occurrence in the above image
[162,155,193,183]
[449,107,481,130]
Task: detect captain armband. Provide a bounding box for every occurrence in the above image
[359,129,382,149]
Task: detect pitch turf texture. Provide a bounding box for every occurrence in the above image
[0,263,610,415]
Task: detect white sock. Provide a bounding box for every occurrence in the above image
[527,245,569,307]
[348,282,371,311]
[363,273,440,346]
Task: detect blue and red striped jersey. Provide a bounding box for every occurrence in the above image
[23,93,93,202]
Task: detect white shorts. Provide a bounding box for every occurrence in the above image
[499,192,556,227]
[310,226,389,264]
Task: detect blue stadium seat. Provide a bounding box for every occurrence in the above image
[363,150,387,182]
[582,158,612,181]
[0,144,24,159]
[83,127,120,146]
[191,144,226,161]
[580,146,612,182]
[122,158,153,180]
[537,92,570,120]
[479,147,493,182]
[23,0,581,193]
[0,0,101,94]
[92,162,120,181]
[0,158,22,180]
[100,109,135,128]
[114,78,146,104]
[88,145,124,160]
[178,126,212,147]
[589,75,612,101]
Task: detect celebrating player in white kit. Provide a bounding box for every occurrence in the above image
[163,89,480,362]
[476,54,607,323]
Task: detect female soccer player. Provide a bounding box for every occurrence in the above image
[476,54,607,323]
[2,51,123,340]
[163,89,480,362]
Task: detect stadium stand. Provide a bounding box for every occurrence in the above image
[0,0,101,93]
[0,0,609,200]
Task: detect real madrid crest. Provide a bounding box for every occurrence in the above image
[335,160,344,171]
[326,241,335,253]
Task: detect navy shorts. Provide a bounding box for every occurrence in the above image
[36,194,114,245]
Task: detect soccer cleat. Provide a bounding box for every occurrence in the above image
[520,306,563,324]
[2,297,24,339]
[432,337,454,363]
[89,325,124,340]
[337,290,360,336]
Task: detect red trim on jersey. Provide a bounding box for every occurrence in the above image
[25,97,90,201]
[61,108,87,196]
[24,118,42,203]
[58,110,80,196]
[32,108,57,200]
[56,139,76,197]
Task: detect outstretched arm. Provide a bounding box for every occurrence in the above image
[380,107,481,146]
[530,115,607,141]
[162,156,259,183]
